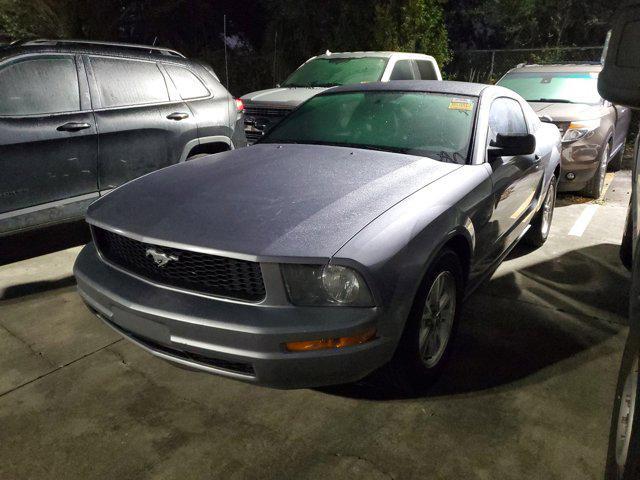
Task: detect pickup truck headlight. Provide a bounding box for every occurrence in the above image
[281,264,374,306]
[562,119,601,143]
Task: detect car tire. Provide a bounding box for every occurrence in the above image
[524,175,557,248]
[583,143,610,199]
[605,344,640,480]
[387,248,463,392]
[609,147,624,172]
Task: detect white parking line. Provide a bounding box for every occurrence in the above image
[569,204,599,237]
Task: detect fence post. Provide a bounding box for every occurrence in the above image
[488,50,496,82]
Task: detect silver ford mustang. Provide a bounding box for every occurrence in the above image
[74,81,561,389]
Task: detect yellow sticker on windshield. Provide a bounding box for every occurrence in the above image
[449,98,473,111]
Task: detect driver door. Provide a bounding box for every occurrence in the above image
[486,97,542,257]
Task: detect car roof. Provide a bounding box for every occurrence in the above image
[310,51,438,62]
[323,80,492,97]
[0,39,190,65]
[507,63,603,74]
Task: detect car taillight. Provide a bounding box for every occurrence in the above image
[235,98,244,112]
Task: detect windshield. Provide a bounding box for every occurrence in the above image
[262,91,477,163]
[281,57,388,88]
[497,71,602,105]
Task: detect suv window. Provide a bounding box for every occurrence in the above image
[0,57,79,116]
[90,57,169,108]
[488,97,528,143]
[389,60,415,80]
[164,64,209,99]
[416,60,438,80]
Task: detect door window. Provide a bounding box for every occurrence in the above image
[0,57,80,116]
[416,60,439,80]
[488,97,528,143]
[164,64,209,99]
[389,60,416,80]
[90,57,169,108]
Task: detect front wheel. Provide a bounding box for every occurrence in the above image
[388,249,463,390]
[583,144,609,198]
[524,175,557,248]
[609,147,624,172]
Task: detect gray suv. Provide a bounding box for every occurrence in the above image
[241,51,441,143]
[498,63,631,198]
[0,39,246,238]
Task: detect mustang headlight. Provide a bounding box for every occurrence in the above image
[281,264,374,306]
[562,119,600,143]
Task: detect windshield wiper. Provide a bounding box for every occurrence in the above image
[283,82,342,88]
[308,82,342,88]
[527,98,575,103]
[435,151,466,164]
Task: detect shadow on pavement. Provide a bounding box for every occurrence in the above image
[1,276,77,301]
[321,243,628,401]
[0,220,90,267]
[485,242,629,322]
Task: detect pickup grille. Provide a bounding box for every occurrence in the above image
[93,228,266,302]
[244,106,293,144]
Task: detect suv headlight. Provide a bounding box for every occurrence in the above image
[562,119,601,143]
[281,264,374,306]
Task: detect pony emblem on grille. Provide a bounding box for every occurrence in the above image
[145,248,179,267]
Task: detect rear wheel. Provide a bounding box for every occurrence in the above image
[583,143,609,198]
[524,175,557,248]
[388,249,463,390]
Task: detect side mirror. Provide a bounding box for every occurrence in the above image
[598,1,640,108]
[488,133,536,158]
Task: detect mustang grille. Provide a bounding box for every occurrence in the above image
[93,228,266,302]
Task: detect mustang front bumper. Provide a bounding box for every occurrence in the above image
[73,243,395,389]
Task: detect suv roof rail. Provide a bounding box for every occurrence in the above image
[18,39,185,58]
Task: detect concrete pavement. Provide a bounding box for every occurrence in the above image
[0,171,632,479]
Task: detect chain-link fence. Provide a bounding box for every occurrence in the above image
[446,46,605,84]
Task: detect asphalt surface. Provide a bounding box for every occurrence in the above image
[0,169,633,479]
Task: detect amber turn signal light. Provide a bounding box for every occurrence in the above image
[285,327,376,352]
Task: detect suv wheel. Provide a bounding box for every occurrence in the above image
[609,147,624,172]
[583,143,609,199]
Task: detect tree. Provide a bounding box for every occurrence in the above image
[372,0,451,65]
[0,0,81,38]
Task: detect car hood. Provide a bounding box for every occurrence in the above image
[240,87,328,108]
[87,144,461,260]
[529,102,603,122]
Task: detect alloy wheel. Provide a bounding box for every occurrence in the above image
[540,181,556,239]
[598,145,609,197]
[418,271,456,368]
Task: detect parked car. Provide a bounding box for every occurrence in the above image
[0,39,246,238]
[599,3,640,478]
[74,80,561,389]
[497,63,631,198]
[240,51,441,143]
